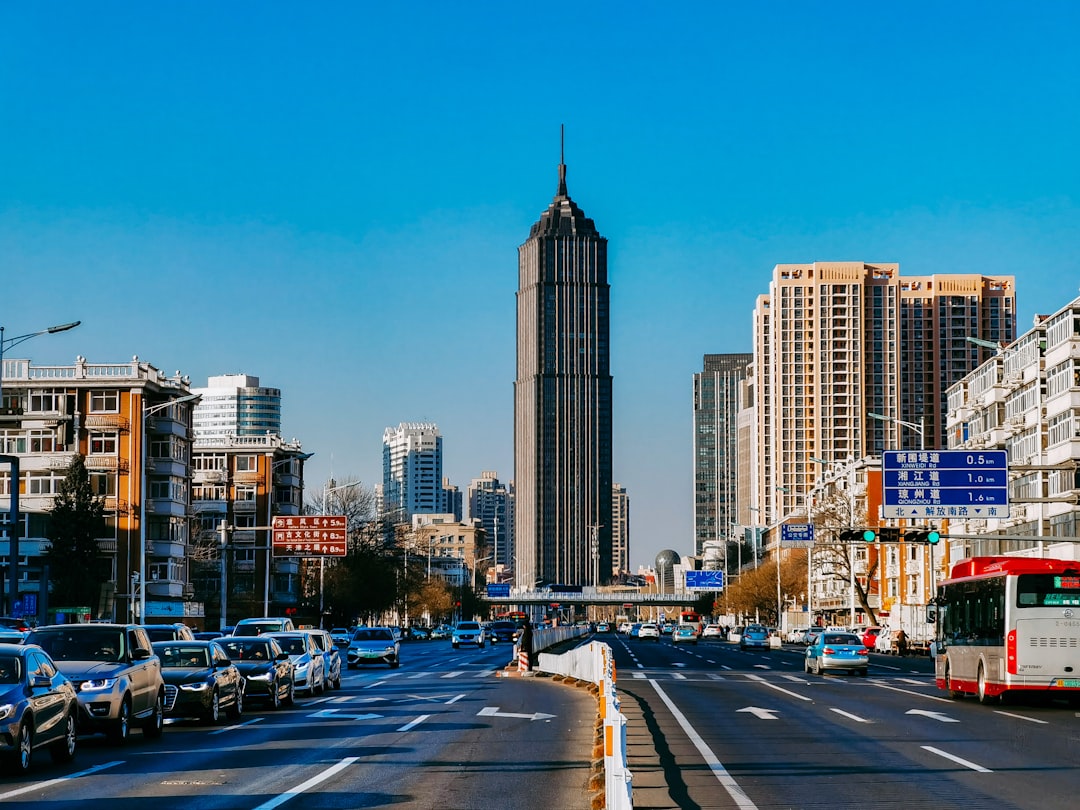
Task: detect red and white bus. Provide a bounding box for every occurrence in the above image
[930,556,1080,704]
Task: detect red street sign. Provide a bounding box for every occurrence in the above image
[272,515,347,557]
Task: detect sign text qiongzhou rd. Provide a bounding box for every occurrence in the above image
[882,450,1009,519]
[272,515,348,557]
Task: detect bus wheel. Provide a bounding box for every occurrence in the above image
[976,664,997,705]
[945,665,963,700]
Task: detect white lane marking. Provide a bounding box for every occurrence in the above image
[672,673,687,680]
[921,745,992,773]
[897,677,930,685]
[830,708,871,723]
[993,709,1049,724]
[397,714,430,731]
[407,672,430,679]
[0,761,123,801]
[906,709,959,723]
[363,680,386,690]
[478,706,555,721]
[706,660,716,664]
[707,674,726,681]
[477,669,496,677]
[440,671,464,679]
[445,693,465,704]
[632,672,646,679]
[781,675,808,684]
[744,673,812,702]
[870,681,956,704]
[649,680,759,810]
[211,717,264,734]
[252,756,359,809]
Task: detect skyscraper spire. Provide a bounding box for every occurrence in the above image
[557,123,568,198]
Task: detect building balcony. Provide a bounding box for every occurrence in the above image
[273,559,299,575]
[146,499,187,518]
[84,454,130,473]
[150,541,186,558]
[193,469,226,483]
[146,457,187,478]
[96,538,118,553]
[232,529,256,542]
[84,413,130,431]
[146,415,189,439]
[273,590,298,606]
[233,500,258,513]
[146,579,187,599]
[234,560,256,572]
[193,499,227,514]
[233,471,262,484]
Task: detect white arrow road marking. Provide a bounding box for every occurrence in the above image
[737,706,780,720]
[907,709,959,722]
[478,706,556,721]
[921,745,992,772]
[309,709,383,720]
[830,708,871,723]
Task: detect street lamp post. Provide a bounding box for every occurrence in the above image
[265,453,313,615]
[140,391,201,623]
[0,321,81,411]
[322,480,360,628]
[868,412,925,452]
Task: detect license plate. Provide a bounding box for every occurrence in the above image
[1056,678,1080,688]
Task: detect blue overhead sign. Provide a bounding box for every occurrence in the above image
[486,583,511,598]
[882,450,1010,519]
[685,570,724,591]
[781,524,815,547]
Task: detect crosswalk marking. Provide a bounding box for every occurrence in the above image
[441,671,464,679]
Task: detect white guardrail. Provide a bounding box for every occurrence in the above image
[535,639,633,809]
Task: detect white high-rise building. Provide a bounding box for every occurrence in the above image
[192,375,281,441]
[382,423,444,523]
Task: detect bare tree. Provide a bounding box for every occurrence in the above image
[809,490,879,624]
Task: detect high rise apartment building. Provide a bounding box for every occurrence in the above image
[753,262,1015,529]
[514,144,613,587]
[611,483,630,577]
[693,353,752,558]
[382,423,444,523]
[192,375,281,441]
[467,471,513,571]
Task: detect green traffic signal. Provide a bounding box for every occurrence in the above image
[862,529,877,543]
[927,530,941,545]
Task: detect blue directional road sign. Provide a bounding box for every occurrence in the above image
[882,450,1010,519]
[781,524,815,547]
[486,583,511,598]
[685,570,724,591]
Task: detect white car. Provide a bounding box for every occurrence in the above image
[785,627,809,644]
[701,624,723,639]
[451,621,485,648]
[637,622,660,640]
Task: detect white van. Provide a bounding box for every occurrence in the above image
[233,617,296,636]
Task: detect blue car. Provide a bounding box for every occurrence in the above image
[804,632,869,676]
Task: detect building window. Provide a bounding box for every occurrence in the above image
[235,455,257,473]
[90,390,120,413]
[236,485,257,502]
[90,432,118,455]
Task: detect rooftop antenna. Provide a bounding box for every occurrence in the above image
[557,123,567,197]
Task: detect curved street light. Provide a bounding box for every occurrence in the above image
[0,321,81,411]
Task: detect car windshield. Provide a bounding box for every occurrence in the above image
[0,655,20,684]
[354,628,394,642]
[823,634,861,645]
[275,637,307,655]
[220,639,272,660]
[157,645,209,668]
[457,623,480,631]
[30,627,126,662]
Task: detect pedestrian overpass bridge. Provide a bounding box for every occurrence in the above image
[485,588,700,608]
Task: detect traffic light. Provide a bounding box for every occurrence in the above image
[839,528,875,543]
[862,529,877,543]
[906,528,942,544]
[878,527,901,543]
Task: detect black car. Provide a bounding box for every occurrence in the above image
[216,636,295,709]
[0,643,79,774]
[487,620,518,644]
[152,640,245,723]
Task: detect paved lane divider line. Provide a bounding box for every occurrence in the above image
[252,756,359,810]
[648,680,759,810]
[744,673,812,702]
[440,671,464,679]
[211,717,265,734]
[397,714,431,731]
[445,693,465,704]
[921,745,992,773]
[993,709,1049,724]
[829,708,871,723]
[0,760,123,801]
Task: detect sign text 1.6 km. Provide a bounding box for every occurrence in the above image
[272,515,348,557]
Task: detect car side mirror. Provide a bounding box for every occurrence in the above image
[32,674,52,688]
[132,647,152,660]
[276,652,290,661]
[925,604,937,624]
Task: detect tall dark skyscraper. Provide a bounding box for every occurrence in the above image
[515,138,613,587]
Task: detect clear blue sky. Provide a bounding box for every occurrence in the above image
[2,3,1078,571]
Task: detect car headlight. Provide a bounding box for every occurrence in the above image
[80,678,118,692]
[0,703,15,722]
[179,682,212,691]
[248,671,272,682]
[295,661,309,673]
[384,646,395,654]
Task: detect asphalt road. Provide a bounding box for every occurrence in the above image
[0,639,597,810]
[607,633,1080,810]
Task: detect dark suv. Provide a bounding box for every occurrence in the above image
[26,623,165,743]
[487,620,518,644]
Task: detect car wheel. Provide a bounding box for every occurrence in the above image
[50,712,77,764]
[107,698,132,744]
[859,668,868,677]
[944,665,963,699]
[804,658,811,673]
[347,662,356,670]
[390,658,400,669]
[5,720,32,774]
[452,643,459,649]
[269,680,281,710]
[142,693,164,739]
[204,690,221,724]
[227,686,244,721]
[284,681,296,706]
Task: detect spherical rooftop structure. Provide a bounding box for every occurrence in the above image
[655,549,681,569]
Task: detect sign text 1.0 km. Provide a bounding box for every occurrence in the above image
[272,515,348,557]
[882,450,1009,519]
